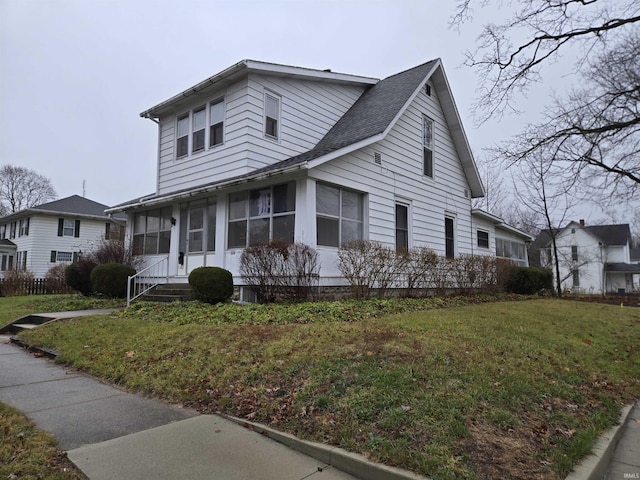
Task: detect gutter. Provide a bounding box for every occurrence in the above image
[105,162,308,214]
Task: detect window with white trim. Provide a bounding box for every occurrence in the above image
[423,116,434,178]
[264,93,280,140]
[395,204,409,251]
[176,114,189,158]
[19,218,29,237]
[0,224,6,239]
[210,99,224,147]
[445,216,455,258]
[51,251,73,263]
[316,183,364,248]
[571,245,578,262]
[495,238,527,266]
[16,251,27,270]
[572,269,580,287]
[477,230,489,249]
[133,207,172,255]
[192,106,206,153]
[58,218,78,237]
[228,182,295,248]
[9,222,16,239]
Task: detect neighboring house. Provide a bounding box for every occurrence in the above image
[471,210,533,267]
[108,58,530,295]
[533,220,639,294]
[0,195,126,278]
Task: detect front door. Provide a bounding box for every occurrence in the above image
[179,201,216,276]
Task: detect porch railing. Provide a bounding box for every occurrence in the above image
[127,256,170,307]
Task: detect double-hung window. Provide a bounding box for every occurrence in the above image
[227,182,296,248]
[264,93,280,140]
[395,204,409,251]
[423,116,434,178]
[445,217,455,258]
[0,224,6,239]
[9,222,16,239]
[192,106,206,153]
[210,99,224,147]
[58,219,79,237]
[316,183,364,248]
[19,218,29,236]
[571,246,578,262]
[176,114,189,158]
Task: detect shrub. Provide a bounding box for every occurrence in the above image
[65,259,97,296]
[87,238,140,269]
[240,241,319,303]
[504,266,553,294]
[44,263,71,294]
[90,263,136,298]
[0,269,35,296]
[189,266,234,304]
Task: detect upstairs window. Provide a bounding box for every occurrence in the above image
[571,245,578,262]
[9,222,16,239]
[58,219,80,237]
[423,116,434,178]
[477,230,489,248]
[0,224,6,239]
[19,218,29,237]
[176,115,189,158]
[192,106,206,153]
[210,99,225,147]
[264,93,280,140]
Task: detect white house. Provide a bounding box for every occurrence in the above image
[534,220,639,294]
[0,195,125,278]
[108,59,530,294]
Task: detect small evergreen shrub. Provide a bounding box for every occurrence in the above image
[504,266,553,294]
[188,267,234,304]
[65,259,97,296]
[90,263,136,298]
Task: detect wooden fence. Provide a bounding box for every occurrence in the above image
[0,278,73,296]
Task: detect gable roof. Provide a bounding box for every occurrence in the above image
[110,59,484,212]
[1,195,125,222]
[534,222,632,248]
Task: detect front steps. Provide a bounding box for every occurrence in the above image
[140,283,193,303]
[0,314,58,336]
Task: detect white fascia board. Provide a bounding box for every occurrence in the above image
[305,133,386,170]
[496,224,534,242]
[245,60,379,85]
[471,209,504,224]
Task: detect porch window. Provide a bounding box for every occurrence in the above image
[133,207,172,255]
[423,116,434,178]
[227,182,295,248]
[496,238,527,266]
[210,99,224,147]
[264,93,280,140]
[316,183,364,248]
[477,230,489,249]
[16,251,27,270]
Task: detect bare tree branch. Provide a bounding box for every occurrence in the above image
[0,165,57,213]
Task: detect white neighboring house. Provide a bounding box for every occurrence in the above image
[471,210,533,266]
[534,220,639,294]
[0,195,125,278]
[107,59,529,294]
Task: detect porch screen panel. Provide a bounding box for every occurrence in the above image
[207,203,216,252]
[188,207,204,252]
[228,192,247,248]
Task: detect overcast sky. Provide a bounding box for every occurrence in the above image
[0,0,630,225]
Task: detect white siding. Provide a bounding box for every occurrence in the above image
[550,227,604,294]
[155,75,366,196]
[7,215,110,278]
[310,83,474,262]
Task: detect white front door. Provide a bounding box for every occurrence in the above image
[179,202,216,276]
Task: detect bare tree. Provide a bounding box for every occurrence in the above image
[452,1,640,198]
[0,164,57,213]
[512,151,578,297]
[472,153,507,214]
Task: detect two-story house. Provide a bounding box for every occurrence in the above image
[534,220,639,294]
[0,195,125,278]
[108,59,529,295]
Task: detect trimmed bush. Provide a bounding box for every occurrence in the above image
[90,263,136,298]
[65,259,97,296]
[188,267,234,304]
[504,266,553,295]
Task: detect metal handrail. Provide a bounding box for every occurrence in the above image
[127,256,169,307]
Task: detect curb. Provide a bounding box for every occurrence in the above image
[220,414,429,480]
[565,402,635,480]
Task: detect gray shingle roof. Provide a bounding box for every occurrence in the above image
[584,224,631,246]
[1,195,126,221]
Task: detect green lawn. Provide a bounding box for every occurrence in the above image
[18,297,640,480]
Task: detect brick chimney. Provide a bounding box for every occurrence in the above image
[579,219,585,226]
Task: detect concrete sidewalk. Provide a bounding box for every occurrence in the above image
[0,339,359,480]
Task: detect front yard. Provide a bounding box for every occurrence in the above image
[14,296,640,480]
